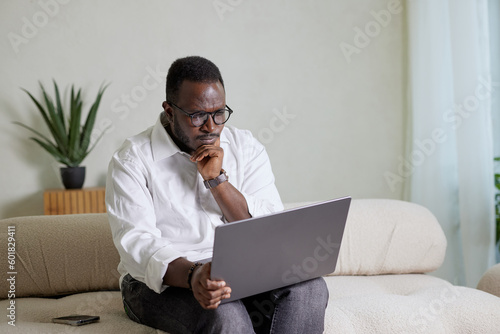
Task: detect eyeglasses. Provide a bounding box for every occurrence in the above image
[167,101,233,127]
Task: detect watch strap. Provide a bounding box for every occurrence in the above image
[203,169,228,189]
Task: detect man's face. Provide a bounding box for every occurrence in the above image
[163,80,226,154]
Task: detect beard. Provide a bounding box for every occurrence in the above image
[171,114,195,153]
[167,113,221,154]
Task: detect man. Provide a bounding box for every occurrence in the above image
[106,56,328,333]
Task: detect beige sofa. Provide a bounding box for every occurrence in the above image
[1,199,499,333]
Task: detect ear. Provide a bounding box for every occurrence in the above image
[162,101,173,120]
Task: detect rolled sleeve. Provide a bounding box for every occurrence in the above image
[106,153,182,293]
[146,247,184,293]
[242,191,284,217]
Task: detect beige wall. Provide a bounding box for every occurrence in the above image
[0,0,406,218]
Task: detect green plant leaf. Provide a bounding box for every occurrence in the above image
[495,173,500,191]
[37,82,69,157]
[12,121,56,147]
[52,80,66,135]
[29,137,71,166]
[68,85,83,164]
[16,81,109,167]
[21,88,52,130]
[80,83,109,156]
[77,125,110,164]
[21,88,67,155]
[68,85,85,164]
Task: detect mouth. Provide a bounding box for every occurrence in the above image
[197,134,219,145]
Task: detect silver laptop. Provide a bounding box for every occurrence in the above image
[210,196,351,303]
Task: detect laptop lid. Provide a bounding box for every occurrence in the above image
[210,196,351,303]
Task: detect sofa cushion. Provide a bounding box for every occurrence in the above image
[0,214,119,298]
[0,291,165,333]
[2,275,499,333]
[286,199,447,276]
[332,199,447,275]
[323,274,500,333]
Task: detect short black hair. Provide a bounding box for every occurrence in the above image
[166,56,224,103]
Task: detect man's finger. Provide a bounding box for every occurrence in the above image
[198,288,231,309]
[191,144,222,158]
[194,282,231,299]
[191,148,221,162]
[203,301,221,310]
[201,279,226,290]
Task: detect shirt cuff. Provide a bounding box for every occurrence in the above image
[145,247,184,293]
[241,191,284,218]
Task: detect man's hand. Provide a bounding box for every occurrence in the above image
[190,138,223,180]
[191,262,231,309]
[190,136,251,222]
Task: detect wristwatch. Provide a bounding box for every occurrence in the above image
[203,169,228,189]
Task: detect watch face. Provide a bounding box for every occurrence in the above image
[218,171,228,182]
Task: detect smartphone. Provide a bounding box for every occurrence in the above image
[52,315,100,326]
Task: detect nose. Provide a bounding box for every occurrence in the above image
[200,113,216,133]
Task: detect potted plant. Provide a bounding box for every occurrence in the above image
[14,80,108,189]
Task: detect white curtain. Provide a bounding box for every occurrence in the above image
[490,1,500,264]
[491,2,500,155]
[406,0,496,287]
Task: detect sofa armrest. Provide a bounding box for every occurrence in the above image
[477,263,500,298]
[0,214,119,298]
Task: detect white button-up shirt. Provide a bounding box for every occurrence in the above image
[106,115,283,293]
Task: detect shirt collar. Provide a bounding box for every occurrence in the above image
[151,113,230,162]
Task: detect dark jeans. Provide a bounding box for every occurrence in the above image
[121,274,328,334]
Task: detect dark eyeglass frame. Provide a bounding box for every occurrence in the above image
[167,101,233,127]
